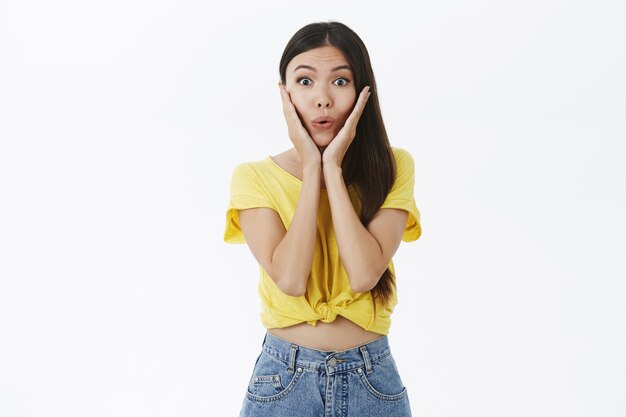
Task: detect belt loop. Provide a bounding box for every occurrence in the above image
[359,346,373,375]
[288,343,298,374]
[262,332,268,347]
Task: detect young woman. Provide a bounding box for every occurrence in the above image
[224,21,422,417]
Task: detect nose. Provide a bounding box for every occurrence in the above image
[316,88,332,108]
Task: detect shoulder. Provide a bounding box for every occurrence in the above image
[228,158,276,195]
[232,157,269,170]
[391,147,413,161]
[231,158,272,178]
[390,147,415,171]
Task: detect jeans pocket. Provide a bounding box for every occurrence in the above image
[356,354,408,401]
[245,351,304,402]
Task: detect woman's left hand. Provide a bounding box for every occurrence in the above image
[322,86,371,168]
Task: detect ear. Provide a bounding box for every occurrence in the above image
[279,79,291,94]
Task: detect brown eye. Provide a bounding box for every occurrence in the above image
[297,77,312,86]
[333,77,350,86]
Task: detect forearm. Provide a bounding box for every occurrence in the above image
[323,165,386,292]
[271,163,321,296]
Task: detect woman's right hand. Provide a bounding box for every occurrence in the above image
[278,81,322,166]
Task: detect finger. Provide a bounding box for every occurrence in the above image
[353,86,371,117]
[278,84,308,130]
[345,86,371,126]
[278,82,295,116]
[278,82,310,138]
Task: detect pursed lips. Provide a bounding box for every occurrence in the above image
[311,116,335,129]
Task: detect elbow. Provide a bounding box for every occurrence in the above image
[347,263,388,293]
[348,272,379,293]
[280,283,307,297]
[271,270,308,297]
[350,281,373,293]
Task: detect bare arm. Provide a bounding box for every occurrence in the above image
[323,166,407,292]
[239,163,321,296]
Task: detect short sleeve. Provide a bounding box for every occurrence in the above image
[223,163,275,244]
[380,148,422,242]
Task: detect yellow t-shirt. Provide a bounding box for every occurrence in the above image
[223,147,421,335]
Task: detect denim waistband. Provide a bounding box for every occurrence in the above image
[260,331,391,375]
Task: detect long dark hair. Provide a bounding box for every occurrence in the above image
[279,21,398,310]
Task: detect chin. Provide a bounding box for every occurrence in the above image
[311,132,335,148]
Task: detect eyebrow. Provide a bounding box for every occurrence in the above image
[293,64,352,73]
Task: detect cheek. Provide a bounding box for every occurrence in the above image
[337,94,357,120]
[287,91,308,114]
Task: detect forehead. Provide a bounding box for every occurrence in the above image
[286,45,350,72]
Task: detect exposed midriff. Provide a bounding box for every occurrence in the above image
[268,315,385,351]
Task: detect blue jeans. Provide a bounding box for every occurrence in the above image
[239,331,412,417]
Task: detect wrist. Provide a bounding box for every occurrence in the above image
[303,161,322,178]
[322,163,342,179]
[302,150,322,167]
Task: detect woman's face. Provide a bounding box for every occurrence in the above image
[284,45,357,149]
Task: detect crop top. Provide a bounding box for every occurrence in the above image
[223,147,421,335]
